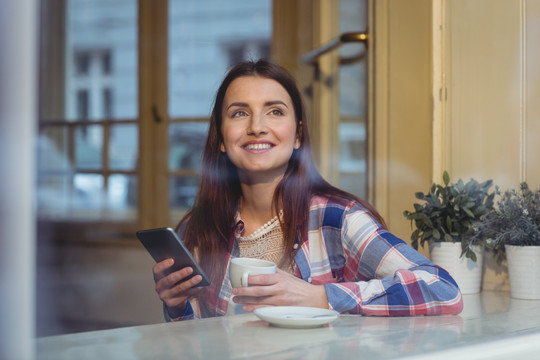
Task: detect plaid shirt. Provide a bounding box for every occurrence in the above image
[168,195,463,321]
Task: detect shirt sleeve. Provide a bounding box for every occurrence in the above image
[163,301,195,322]
[324,207,464,316]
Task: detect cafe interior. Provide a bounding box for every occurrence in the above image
[2,0,540,359]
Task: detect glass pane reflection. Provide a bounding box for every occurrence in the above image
[339,0,368,200]
[169,122,208,171]
[38,127,71,171]
[109,123,138,170]
[73,173,104,211]
[66,0,138,121]
[168,0,271,118]
[75,125,103,169]
[37,175,71,218]
[108,175,137,220]
[170,176,200,211]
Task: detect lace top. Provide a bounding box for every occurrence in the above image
[235,210,294,273]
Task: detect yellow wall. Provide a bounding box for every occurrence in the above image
[376,0,540,288]
[373,0,434,258]
[443,0,540,190]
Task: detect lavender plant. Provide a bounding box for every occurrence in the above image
[473,182,540,265]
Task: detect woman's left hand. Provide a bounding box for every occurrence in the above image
[231,269,329,312]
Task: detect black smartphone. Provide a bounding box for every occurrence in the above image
[136,227,210,287]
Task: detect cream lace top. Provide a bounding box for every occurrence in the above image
[235,210,294,273]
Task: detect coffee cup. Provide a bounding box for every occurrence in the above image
[229,257,277,287]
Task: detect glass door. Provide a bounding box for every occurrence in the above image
[338,0,369,200]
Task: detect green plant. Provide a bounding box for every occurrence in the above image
[472,182,540,265]
[403,171,497,261]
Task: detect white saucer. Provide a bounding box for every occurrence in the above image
[253,306,339,329]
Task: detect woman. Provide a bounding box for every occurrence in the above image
[153,59,463,320]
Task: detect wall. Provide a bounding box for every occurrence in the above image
[442,0,540,290]
[444,0,540,189]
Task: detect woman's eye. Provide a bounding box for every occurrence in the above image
[232,110,247,118]
[269,109,284,116]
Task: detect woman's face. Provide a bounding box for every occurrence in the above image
[220,75,300,183]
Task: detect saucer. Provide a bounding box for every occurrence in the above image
[253,306,339,329]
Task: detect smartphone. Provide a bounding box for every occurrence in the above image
[136,227,210,287]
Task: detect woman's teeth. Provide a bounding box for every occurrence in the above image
[245,143,272,150]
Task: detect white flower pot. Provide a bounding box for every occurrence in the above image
[429,242,483,295]
[505,245,540,300]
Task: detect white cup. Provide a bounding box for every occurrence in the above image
[229,257,277,287]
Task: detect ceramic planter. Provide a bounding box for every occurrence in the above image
[505,245,540,300]
[429,242,483,295]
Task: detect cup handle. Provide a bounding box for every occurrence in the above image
[241,270,250,287]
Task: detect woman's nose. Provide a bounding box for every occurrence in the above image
[247,113,268,135]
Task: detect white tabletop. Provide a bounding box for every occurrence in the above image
[36,291,540,360]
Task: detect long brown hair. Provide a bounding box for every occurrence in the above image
[179,59,385,297]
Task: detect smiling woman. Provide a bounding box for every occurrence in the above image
[150,59,464,321]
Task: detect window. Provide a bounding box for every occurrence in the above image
[38,0,138,223]
[37,0,272,231]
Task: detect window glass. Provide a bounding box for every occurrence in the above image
[66,2,137,121]
[37,175,71,219]
[38,127,71,171]
[339,0,368,199]
[108,174,137,220]
[109,123,138,170]
[168,0,272,118]
[75,125,103,170]
[73,173,104,215]
[168,122,208,172]
[37,0,138,221]
[168,122,208,212]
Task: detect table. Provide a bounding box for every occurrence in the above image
[36,291,540,359]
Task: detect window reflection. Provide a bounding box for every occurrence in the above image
[338,0,368,199]
[38,0,138,221]
[109,124,138,171]
[73,173,104,211]
[75,125,103,169]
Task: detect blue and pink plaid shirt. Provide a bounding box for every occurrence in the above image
[169,195,463,320]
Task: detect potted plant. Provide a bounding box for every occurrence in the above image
[403,171,497,294]
[473,182,540,299]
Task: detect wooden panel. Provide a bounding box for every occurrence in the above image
[375,0,433,247]
[446,0,522,189]
[525,0,540,187]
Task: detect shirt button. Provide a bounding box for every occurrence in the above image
[308,277,312,283]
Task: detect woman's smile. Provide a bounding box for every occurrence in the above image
[242,141,274,152]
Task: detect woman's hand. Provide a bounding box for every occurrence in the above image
[231,269,329,312]
[153,259,203,318]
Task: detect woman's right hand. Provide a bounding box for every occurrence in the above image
[153,258,203,318]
